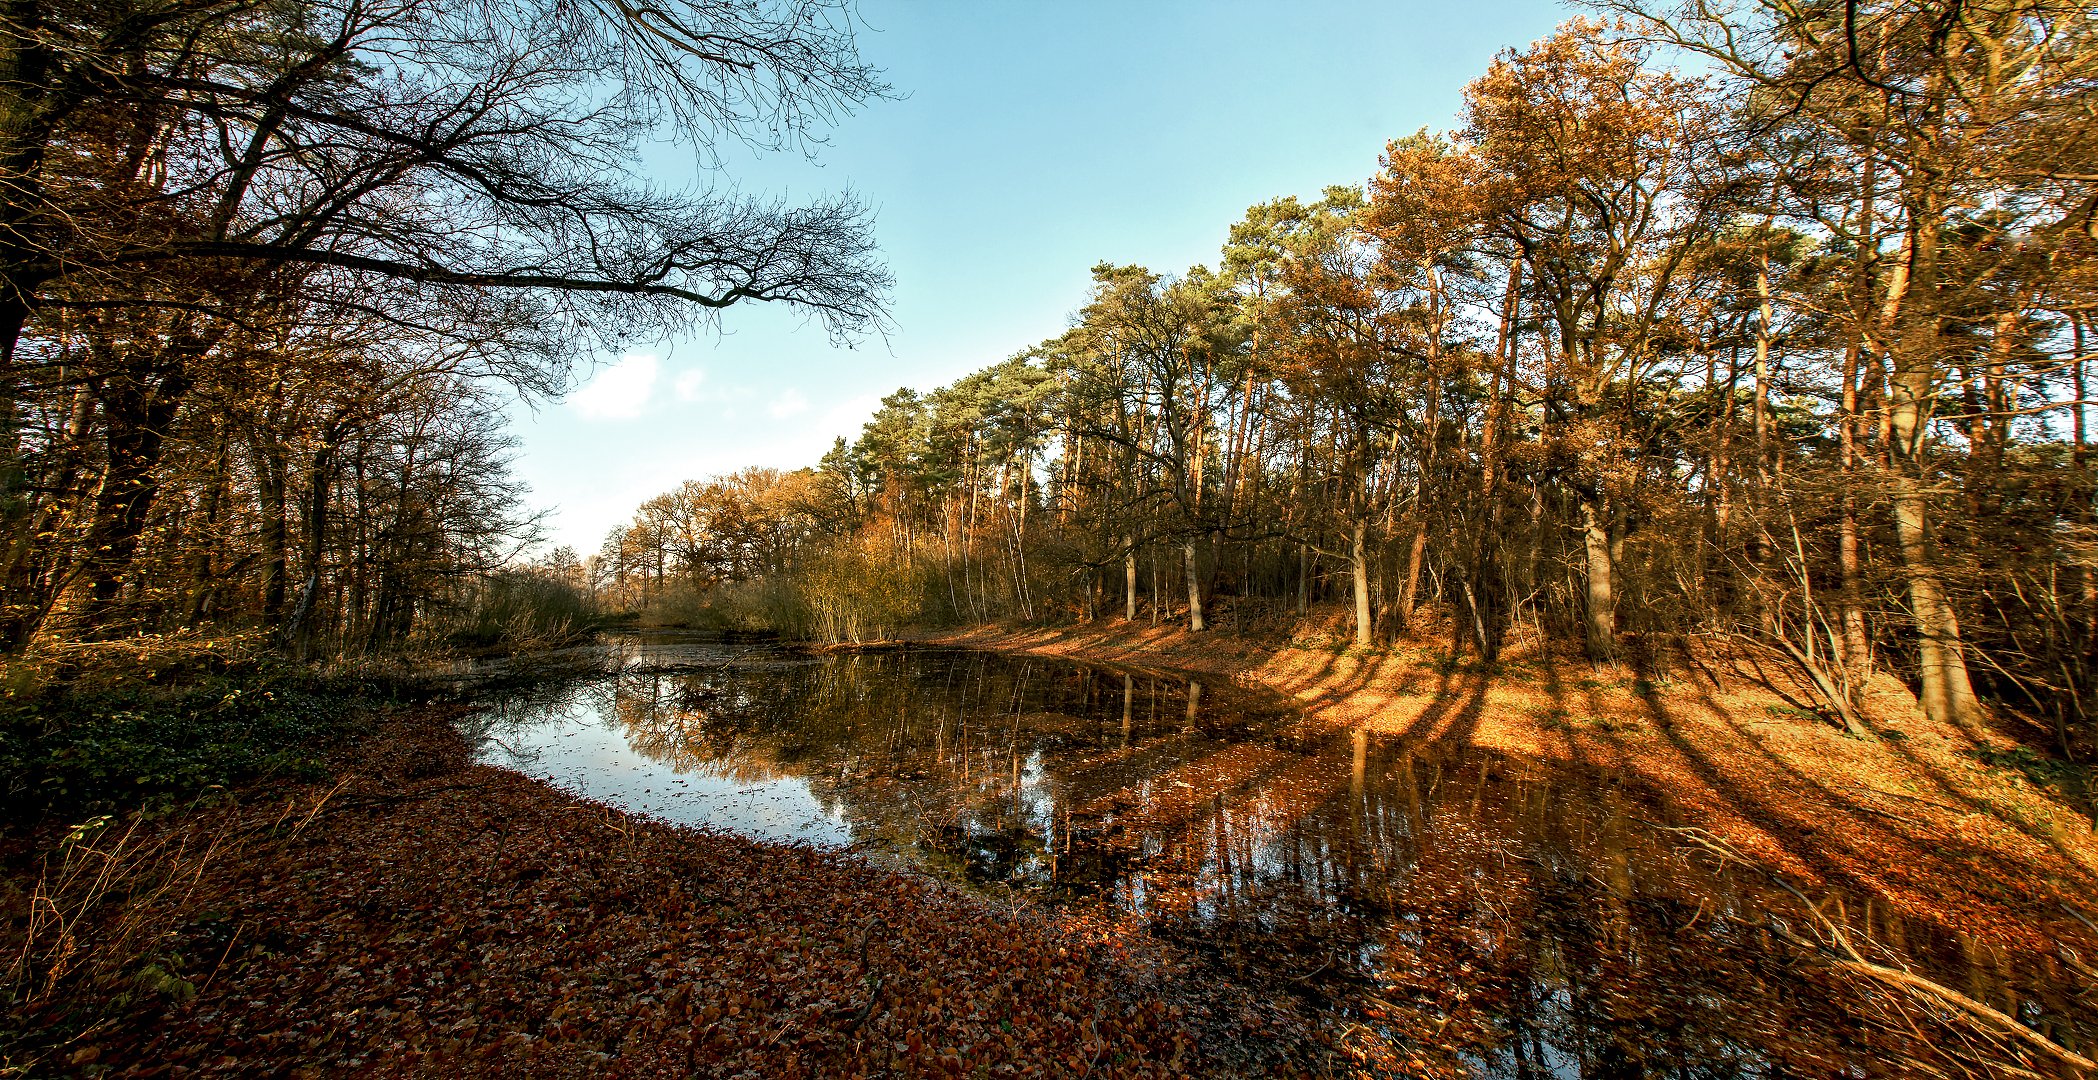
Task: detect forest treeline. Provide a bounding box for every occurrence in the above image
[0,0,890,656]
[598,4,2098,750]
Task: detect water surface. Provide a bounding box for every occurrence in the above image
[467,635,2095,1078]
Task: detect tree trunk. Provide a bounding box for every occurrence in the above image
[1754,248,1774,474]
[1581,496,1616,660]
[282,441,335,657]
[1837,174,1878,689]
[253,442,289,623]
[1886,208,1982,728]
[78,366,191,632]
[185,429,231,625]
[1183,538,1205,632]
[1751,249,1776,566]
[1350,518,1372,648]
[1464,258,1521,663]
[1398,520,1427,632]
[1888,477,1980,727]
[1839,339,1871,687]
[1124,535,1137,620]
[2075,318,2094,644]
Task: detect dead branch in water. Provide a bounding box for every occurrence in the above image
[1656,823,2096,1075]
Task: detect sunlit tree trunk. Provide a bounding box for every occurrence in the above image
[1183,538,1205,632]
[1350,518,1372,648]
[1838,340,1870,685]
[1398,524,1426,631]
[1754,246,1773,487]
[1124,535,1137,620]
[1837,165,1879,689]
[1886,199,1981,729]
[1581,496,1616,659]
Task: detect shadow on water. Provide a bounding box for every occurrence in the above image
[464,635,2098,1078]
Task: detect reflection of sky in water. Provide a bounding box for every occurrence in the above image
[461,638,2097,1079]
[475,686,851,846]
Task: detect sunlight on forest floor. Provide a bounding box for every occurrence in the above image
[10,629,2098,1077]
[927,617,2098,955]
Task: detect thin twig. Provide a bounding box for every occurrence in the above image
[288,777,352,839]
[840,916,891,1033]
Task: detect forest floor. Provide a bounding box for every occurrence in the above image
[1,708,1320,1079]
[919,614,2098,957]
[11,622,2097,1078]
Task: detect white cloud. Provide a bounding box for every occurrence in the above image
[569,353,659,419]
[672,367,708,402]
[767,388,810,418]
[819,393,880,437]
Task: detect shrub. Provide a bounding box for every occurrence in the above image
[792,534,929,642]
[429,568,595,650]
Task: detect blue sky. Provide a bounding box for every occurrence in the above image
[509,0,1570,556]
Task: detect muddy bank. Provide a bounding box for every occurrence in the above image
[917,621,2098,957]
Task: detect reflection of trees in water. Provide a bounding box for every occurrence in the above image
[489,648,2092,1077]
[598,652,1232,866]
[459,676,604,773]
[1123,738,2096,1076]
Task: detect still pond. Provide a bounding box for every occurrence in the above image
[463,633,2093,1078]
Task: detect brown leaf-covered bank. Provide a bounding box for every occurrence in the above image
[918,620,2098,957]
[1,714,1267,1079]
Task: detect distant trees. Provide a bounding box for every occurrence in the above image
[613,468,827,590]
[0,0,890,650]
[613,10,2098,754]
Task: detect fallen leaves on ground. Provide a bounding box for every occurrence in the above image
[6,717,1260,1078]
[923,620,2098,954]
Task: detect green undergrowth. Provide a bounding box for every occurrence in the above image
[0,643,426,827]
[1976,744,2096,823]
